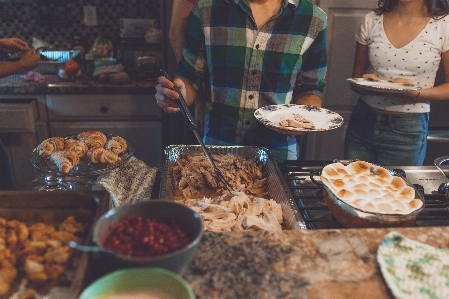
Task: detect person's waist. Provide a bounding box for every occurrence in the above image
[365,104,406,115]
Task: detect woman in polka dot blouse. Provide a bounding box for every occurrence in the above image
[345,0,449,166]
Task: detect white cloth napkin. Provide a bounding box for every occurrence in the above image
[377,231,449,299]
[97,156,158,207]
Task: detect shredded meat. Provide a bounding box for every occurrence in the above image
[170,153,284,232]
[171,152,267,199]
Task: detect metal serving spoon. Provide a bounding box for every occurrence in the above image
[69,241,118,255]
[160,69,235,194]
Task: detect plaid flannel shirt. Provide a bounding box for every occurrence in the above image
[176,0,327,162]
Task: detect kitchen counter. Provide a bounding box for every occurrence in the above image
[183,227,449,299]
[0,74,157,94]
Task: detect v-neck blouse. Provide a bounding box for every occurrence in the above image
[356,11,449,113]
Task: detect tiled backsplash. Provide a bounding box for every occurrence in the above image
[0,0,160,49]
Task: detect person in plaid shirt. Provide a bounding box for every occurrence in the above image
[156,0,327,162]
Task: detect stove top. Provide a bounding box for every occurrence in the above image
[278,160,449,229]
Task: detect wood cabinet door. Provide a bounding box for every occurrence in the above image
[50,121,163,169]
[304,0,377,160]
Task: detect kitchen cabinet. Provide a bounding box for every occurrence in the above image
[0,95,49,189]
[303,0,378,160]
[46,94,163,170]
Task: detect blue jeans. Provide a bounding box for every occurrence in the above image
[344,99,429,166]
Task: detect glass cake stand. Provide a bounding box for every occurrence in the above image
[26,134,134,191]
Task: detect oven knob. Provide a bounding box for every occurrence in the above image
[438,183,447,195]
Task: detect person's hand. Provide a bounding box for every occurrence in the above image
[269,126,307,136]
[361,73,379,81]
[155,76,187,113]
[0,38,29,53]
[17,48,40,71]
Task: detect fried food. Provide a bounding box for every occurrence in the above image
[37,137,65,158]
[38,131,126,173]
[0,216,86,297]
[279,113,315,129]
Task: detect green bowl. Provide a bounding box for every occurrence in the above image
[79,267,195,299]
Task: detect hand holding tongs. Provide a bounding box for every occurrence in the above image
[160,69,234,194]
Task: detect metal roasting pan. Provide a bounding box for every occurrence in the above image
[159,145,307,230]
[0,190,109,299]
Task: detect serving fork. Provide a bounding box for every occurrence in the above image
[160,69,235,194]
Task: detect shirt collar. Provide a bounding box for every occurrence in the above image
[227,0,300,8]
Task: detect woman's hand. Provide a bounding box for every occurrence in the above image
[361,73,379,81]
[17,48,40,71]
[0,38,29,53]
[155,76,187,113]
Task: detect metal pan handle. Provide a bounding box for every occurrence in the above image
[309,169,323,186]
[433,156,449,181]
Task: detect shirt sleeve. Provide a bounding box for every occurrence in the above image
[175,3,206,91]
[442,15,449,53]
[293,14,327,98]
[355,12,372,46]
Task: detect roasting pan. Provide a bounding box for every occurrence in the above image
[159,145,307,230]
[0,190,109,299]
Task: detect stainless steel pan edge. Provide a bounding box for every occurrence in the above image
[159,145,307,230]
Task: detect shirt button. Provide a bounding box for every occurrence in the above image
[374,130,380,135]
[248,95,254,100]
[255,44,260,49]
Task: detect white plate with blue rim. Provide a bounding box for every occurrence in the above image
[254,104,344,132]
[346,78,421,94]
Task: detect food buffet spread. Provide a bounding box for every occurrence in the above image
[0,80,449,299]
[1,128,449,299]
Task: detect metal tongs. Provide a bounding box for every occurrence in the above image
[160,69,234,194]
[434,156,449,198]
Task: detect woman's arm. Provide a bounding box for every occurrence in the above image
[169,0,195,63]
[351,42,369,78]
[0,48,40,79]
[407,50,449,102]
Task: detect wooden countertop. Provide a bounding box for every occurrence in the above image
[183,227,449,299]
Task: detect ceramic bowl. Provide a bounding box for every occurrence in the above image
[92,200,203,275]
[319,161,425,228]
[79,267,195,299]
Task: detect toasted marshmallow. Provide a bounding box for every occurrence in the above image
[321,161,423,215]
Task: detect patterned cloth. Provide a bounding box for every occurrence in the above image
[176,0,327,162]
[377,231,449,299]
[97,157,158,208]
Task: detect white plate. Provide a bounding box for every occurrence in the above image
[346,78,421,93]
[254,104,344,132]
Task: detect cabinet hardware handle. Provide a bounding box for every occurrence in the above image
[100,106,108,113]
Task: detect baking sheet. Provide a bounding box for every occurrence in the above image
[0,190,109,299]
[159,145,307,230]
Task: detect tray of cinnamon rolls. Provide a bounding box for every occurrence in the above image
[30,131,134,176]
